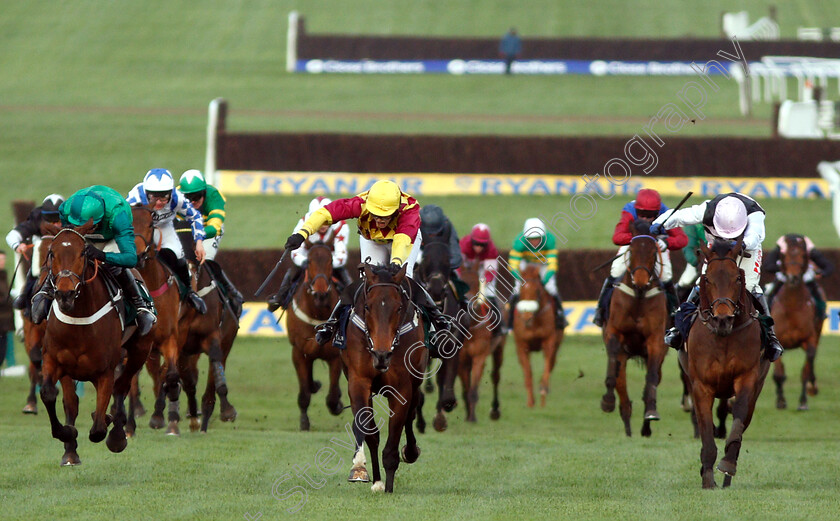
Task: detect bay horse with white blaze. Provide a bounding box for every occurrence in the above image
[40,223,152,465]
[286,239,344,430]
[770,234,823,411]
[600,220,668,437]
[341,263,425,493]
[680,238,770,489]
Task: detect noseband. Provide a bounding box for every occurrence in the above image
[351,280,416,355]
[699,256,749,325]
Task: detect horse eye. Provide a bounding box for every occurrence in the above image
[364,305,370,312]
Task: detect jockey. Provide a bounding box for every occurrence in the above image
[267,196,351,312]
[280,180,450,350]
[30,185,156,335]
[653,192,783,361]
[675,223,706,302]
[763,234,833,320]
[126,168,208,313]
[459,223,504,336]
[592,189,687,327]
[507,217,568,330]
[418,204,469,306]
[178,169,245,316]
[5,194,65,314]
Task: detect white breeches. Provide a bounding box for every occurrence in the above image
[358,231,422,278]
[203,226,223,262]
[153,224,185,258]
[609,245,673,282]
[677,263,698,288]
[512,261,558,296]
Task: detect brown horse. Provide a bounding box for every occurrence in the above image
[513,264,562,408]
[286,240,344,430]
[21,239,49,415]
[680,238,771,489]
[131,206,183,434]
[770,235,823,411]
[456,258,505,422]
[600,223,668,437]
[341,263,425,493]
[39,224,152,465]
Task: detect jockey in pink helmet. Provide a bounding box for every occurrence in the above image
[652,193,783,361]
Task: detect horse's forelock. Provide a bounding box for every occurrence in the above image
[631,219,651,236]
[710,239,734,258]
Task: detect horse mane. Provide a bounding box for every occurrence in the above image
[631,219,651,236]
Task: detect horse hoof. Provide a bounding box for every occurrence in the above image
[300,418,311,431]
[797,403,809,411]
[328,400,344,416]
[776,398,787,410]
[401,444,421,464]
[61,453,81,466]
[717,460,736,476]
[433,413,447,432]
[490,409,501,421]
[644,410,660,421]
[134,403,147,418]
[442,399,457,413]
[310,381,322,394]
[221,406,238,422]
[89,429,106,444]
[348,466,370,482]
[424,381,435,393]
[600,395,616,413]
[807,382,818,396]
[149,415,165,429]
[106,431,128,453]
[166,422,180,436]
[22,402,38,415]
[681,396,693,413]
[370,481,385,492]
[190,417,201,432]
[125,430,135,439]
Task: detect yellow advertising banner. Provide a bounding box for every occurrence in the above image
[218,171,828,199]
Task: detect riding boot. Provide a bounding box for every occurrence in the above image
[552,293,569,329]
[806,280,827,320]
[334,266,353,292]
[593,276,617,327]
[314,279,360,346]
[175,258,207,314]
[506,293,519,333]
[209,262,244,317]
[487,295,505,337]
[753,292,784,362]
[113,267,156,336]
[13,275,37,310]
[268,265,302,312]
[665,285,700,349]
[30,278,55,325]
[410,278,451,334]
[662,280,680,317]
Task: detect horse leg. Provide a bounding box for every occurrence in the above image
[200,355,217,433]
[326,357,345,416]
[207,338,237,423]
[615,356,633,437]
[347,379,372,483]
[59,377,81,465]
[382,393,411,493]
[401,384,422,464]
[800,340,818,410]
[40,365,79,464]
[468,352,489,423]
[292,347,312,431]
[89,373,114,443]
[432,364,448,432]
[106,391,129,453]
[125,377,139,438]
[679,366,693,413]
[439,353,459,412]
[718,380,759,483]
[772,358,787,409]
[146,350,166,429]
[415,389,426,434]
[515,341,535,408]
[177,353,200,432]
[714,398,729,439]
[693,386,718,489]
[642,339,666,422]
[678,350,700,438]
[601,334,620,413]
[458,355,472,423]
[539,336,558,407]
[161,341,182,436]
[489,338,503,420]
[364,399,383,491]
[24,351,41,414]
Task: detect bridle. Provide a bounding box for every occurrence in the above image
[47,228,100,300]
[354,278,415,355]
[304,244,334,296]
[626,234,662,291]
[698,256,754,331]
[133,209,162,267]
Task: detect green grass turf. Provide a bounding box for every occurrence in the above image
[2,334,840,520]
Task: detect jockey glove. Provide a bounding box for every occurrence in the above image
[84,244,107,262]
[657,238,668,252]
[649,223,665,236]
[285,233,305,251]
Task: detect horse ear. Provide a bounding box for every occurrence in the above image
[698,240,711,262]
[730,240,743,258]
[363,264,374,281]
[74,219,97,236]
[42,221,62,236]
[392,263,407,284]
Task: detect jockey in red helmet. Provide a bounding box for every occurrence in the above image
[459,223,504,336]
[592,189,687,328]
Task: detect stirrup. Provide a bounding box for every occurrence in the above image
[315,322,336,345]
[664,327,682,350]
[135,309,156,336]
[187,292,208,314]
[764,338,783,362]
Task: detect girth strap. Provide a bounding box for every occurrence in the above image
[616,282,662,299]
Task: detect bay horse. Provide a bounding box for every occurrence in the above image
[770,234,823,411]
[286,239,344,431]
[600,221,668,437]
[680,238,771,489]
[39,222,152,465]
[131,206,183,435]
[513,264,562,408]
[415,240,462,431]
[456,258,505,422]
[21,239,49,415]
[341,263,425,493]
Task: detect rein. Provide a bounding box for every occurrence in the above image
[622,234,664,297]
[698,255,756,332]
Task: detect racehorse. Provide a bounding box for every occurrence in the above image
[415,241,462,431]
[680,238,771,489]
[21,239,49,415]
[512,264,562,408]
[285,239,344,430]
[39,223,152,465]
[131,206,183,435]
[341,263,425,493]
[770,234,823,411]
[600,220,668,437]
[456,257,505,422]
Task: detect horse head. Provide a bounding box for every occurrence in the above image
[627,219,659,296]
[48,226,96,313]
[360,263,409,372]
[780,234,808,286]
[698,237,746,336]
[303,241,334,309]
[417,241,451,307]
[131,205,157,269]
[516,264,547,324]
